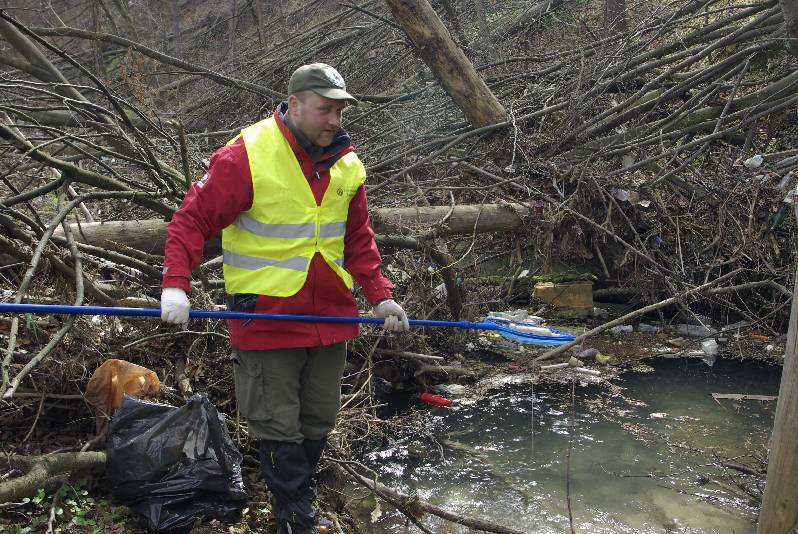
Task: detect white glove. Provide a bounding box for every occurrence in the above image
[160,287,190,327]
[373,299,409,332]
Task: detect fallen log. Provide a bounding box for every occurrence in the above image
[0,452,106,503]
[54,203,533,256]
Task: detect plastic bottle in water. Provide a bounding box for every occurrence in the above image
[417,392,452,407]
[701,339,718,356]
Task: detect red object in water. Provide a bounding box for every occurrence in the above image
[418,392,452,407]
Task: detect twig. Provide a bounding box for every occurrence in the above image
[376,349,444,362]
[22,391,46,442]
[121,330,227,350]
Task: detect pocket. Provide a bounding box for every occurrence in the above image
[232,349,269,419]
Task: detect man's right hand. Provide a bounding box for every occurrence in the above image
[160,287,190,326]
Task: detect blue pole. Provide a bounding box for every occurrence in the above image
[0,302,499,329]
[0,303,575,344]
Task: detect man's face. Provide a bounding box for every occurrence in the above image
[288,91,346,148]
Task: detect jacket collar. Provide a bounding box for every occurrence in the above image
[274,101,353,167]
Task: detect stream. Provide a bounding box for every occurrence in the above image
[354,357,781,533]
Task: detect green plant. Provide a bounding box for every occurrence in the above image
[60,478,96,527]
[1,479,132,533]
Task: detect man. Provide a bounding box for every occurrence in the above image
[160,63,409,533]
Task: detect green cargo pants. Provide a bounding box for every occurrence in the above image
[231,342,347,442]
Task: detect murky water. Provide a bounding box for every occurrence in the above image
[356,357,781,533]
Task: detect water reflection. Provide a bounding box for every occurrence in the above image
[357,357,781,533]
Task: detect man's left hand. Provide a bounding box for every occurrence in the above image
[374,299,410,332]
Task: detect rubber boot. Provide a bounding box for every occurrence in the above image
[259,440,316,534]
[301,438,333,530]
[302,438,326,473]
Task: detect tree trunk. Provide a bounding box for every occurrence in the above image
[473,0,488,37]
[0,16,86,103]
[54,203,535,256]
[603,0,628,34]
[90,1,107,79]
[251,0,265,46]
[756,262,798,534]
[782,0,798,58]
[384,0,508,128]
[169,0,181,54]
[499,0,568,37]
[228,0,237,59]
[441,0,468,45]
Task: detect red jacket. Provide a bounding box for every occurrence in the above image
[163,105,394,350]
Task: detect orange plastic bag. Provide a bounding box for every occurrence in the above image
[85,359,161,434]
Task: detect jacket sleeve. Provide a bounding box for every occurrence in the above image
[344,185,395,303]
[162,139,253,292]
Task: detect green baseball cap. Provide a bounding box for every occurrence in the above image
[288,63,358,105]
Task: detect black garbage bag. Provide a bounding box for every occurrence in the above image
[106,393,247,533]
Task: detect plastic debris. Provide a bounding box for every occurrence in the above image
[610,325,633,334]
[595,352,612,365]
[418,392,452,407]
[637,323,662,333]
[743,154,764,168]
[786,184,798,223]
[488,309,537,322]
[431,384,466,396]
[85,359,160,434]
[701,339,718,356]
[777,171,793,190]
[575,348,599,360]
[676,324,717,337]
[568,356,584,367]
[612,188,628,201]
[106,394,246,533]
[372,377,393,402]
[593,307,609,318]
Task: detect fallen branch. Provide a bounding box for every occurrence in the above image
[0,452,106,503]
[413,364,474,378]
[338,461,523,534]
[377,349,444,362]
[534,269,742,362]
[712,393,777,401]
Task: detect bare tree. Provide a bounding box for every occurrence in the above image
[781,0,798,57]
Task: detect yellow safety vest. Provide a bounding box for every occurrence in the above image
[221,117,366,297]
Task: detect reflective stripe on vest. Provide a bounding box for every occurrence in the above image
[221,117,366,297]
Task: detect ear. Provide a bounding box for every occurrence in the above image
[287,94,299,114]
